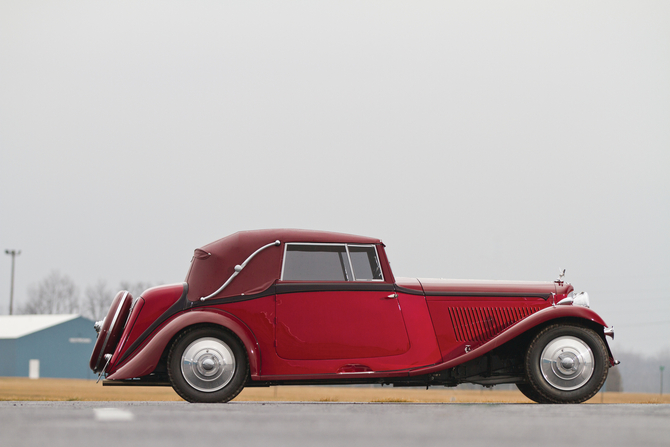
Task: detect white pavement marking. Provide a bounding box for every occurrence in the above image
[93,408,135,422]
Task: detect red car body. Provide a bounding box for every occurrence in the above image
[90,229,617,403]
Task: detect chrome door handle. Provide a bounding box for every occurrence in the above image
[385,293,398,299]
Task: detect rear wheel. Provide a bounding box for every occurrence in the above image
[168,327,248,403]
[525,324,608,404]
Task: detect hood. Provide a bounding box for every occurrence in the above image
[396,277,573,297]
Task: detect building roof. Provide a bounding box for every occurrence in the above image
[0,314,80,339]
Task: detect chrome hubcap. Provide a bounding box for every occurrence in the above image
[540,336,594,391]
[181,337,235,393]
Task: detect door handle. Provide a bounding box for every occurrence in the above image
[384,293,398,299]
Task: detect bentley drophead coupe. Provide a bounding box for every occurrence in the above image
[90,229,618,403]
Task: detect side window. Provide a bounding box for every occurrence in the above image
[349,246,383,281]
[282,243,384,281]
[282,244,352,281]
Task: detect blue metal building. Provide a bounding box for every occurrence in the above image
[0,315,96,379]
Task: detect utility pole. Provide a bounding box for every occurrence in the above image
[4,249,21,315]
[661,366,665,396]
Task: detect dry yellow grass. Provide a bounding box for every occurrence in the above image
[0,377,182,402]
[1,377,669,403]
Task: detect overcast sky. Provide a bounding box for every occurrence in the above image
[1,1,668,357]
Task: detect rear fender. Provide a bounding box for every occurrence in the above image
[106,308,261,380]
[409,305,609,376]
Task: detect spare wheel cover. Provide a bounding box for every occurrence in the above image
[89,291,133,373]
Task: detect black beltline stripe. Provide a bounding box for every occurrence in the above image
[394,285,551,299]
[191,286,276,306]
[276,283,395,294]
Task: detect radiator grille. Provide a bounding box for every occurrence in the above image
[448,306,541,342]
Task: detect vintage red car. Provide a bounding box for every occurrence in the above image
[90,229,617,403]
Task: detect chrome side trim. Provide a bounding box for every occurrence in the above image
[200,240,281,301]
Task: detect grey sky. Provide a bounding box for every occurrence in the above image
[1,1,668,357]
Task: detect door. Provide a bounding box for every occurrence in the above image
[275,243,410,361]
[276,287,410,360]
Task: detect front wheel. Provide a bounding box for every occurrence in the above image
[168,327,248,403]
[525,324,609,404]
[516,383,552,404]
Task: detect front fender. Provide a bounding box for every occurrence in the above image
[107,308,261,380]
[409,305,609,376]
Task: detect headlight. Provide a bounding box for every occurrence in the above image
[573,291,590,308]
[556,291,590,308]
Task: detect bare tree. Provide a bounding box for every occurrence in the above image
[21,271,80,314]
[79,280,154,320]
[83,280,114,321]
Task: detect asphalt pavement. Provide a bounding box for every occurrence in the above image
[1,402,669,447]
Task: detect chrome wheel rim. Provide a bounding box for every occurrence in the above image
[540,335,594,391]
[181,337,235,393]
